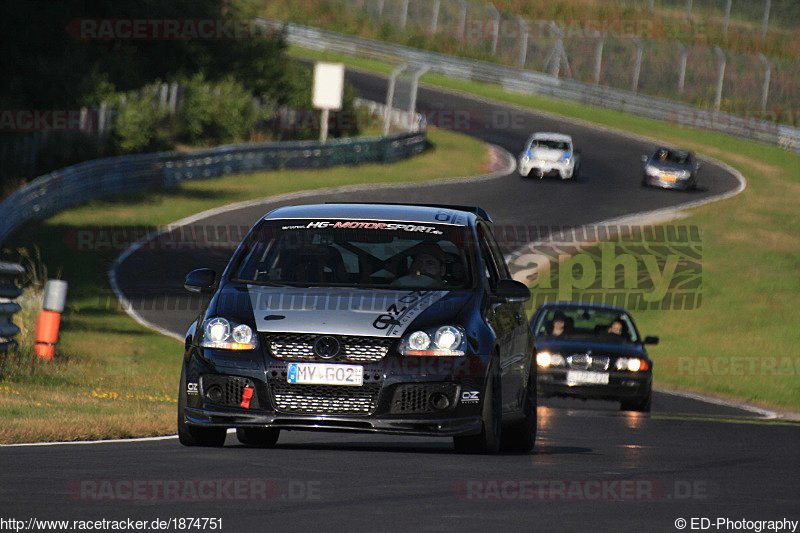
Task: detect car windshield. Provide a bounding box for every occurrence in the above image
[533,308,639,343]
[532,139,569,151]
[653,149,690,165]
[230,219,474,290]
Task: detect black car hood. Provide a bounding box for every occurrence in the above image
[536,337,648,359]
[209,284,471,338]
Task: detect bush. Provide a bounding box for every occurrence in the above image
[178,74,259,145]
[111,84,172,153]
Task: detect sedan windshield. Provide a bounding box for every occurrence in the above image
[533,308,639,343]
[230,219,474,290]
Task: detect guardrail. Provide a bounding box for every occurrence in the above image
[0,262,25,355]
[0,101,426,246]
[280,21,800,153]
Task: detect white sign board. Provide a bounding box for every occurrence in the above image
[312,62,345,111]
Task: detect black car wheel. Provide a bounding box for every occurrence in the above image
[454,359,502,454]
[620,391,652,413]
[236,427,280,448]
[177,368,227,447]
[501,370,537,453]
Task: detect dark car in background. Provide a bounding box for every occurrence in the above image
[641,147,700,190]
[178,203,535,453]
[530,302,658,412]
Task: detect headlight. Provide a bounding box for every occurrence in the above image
[400,326,465,356]
[202,317,257,350]
[615,358,649,372]
[561,152,572,164]
[676,170,691,179]
[646,166,661,177]
[536,351,565,368]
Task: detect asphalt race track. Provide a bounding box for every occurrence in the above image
[3,69,797,532]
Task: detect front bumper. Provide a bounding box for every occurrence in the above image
[181,350,490,438]
[519,159,573,178]
[537,369,651,401]
[643,173,693,190]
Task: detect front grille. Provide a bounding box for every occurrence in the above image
[200,374,259,408]
[567,354,610,371]
[390,383,459,414]
[264,333,392,363]
[268,382,381,415]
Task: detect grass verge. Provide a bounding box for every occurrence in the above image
[290,46,800,411]
[0,127,491,443]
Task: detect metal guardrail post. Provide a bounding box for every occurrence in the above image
[431,0,440,34]
[457,0,467,41]
[591,29,603,85]
[676,42,687,95]
[759,54,771,112]
[723,0,732,39]
[487,3,500,56]
[632,38,643,93]
[409,65,431,119]
[384,64,407,136]
[0,262,25,355]
[714,46,727,111]
[517,16,529,70]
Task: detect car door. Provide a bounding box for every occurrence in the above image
[477,223,526,412]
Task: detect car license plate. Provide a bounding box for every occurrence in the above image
[661,174,677,183]
[566,370,609,386]
[287,363,363,386]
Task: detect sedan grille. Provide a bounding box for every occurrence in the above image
[264,333,392,363]
[567,354,610,371]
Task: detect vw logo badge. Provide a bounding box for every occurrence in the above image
[314,336,341,359]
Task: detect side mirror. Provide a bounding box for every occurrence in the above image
[643,336,659,345]
[184,268,217,294]
[641,154,649,163]
[492,279,530,303]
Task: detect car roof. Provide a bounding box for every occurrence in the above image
[261,203,490,225]
[535,301,630,315]
[531,132,572,142]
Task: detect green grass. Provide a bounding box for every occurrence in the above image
[290,46,800,411]
[0,127,490,443]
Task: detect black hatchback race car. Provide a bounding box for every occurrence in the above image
[178,203,535,453]
[530,302,658,412]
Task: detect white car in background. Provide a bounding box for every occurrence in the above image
[518,132,580,180]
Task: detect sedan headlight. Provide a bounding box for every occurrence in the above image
[399,326,466,356]
[675,170,691,179]
[202,317,257,350]
[536,351,566,368]
[615,357,649,372]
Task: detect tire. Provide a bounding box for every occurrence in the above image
[454,359,502,454]
[501,370,537,453]
[177,368,227,447]
[620,391,652,413]
[236,427,280,448]
[571,164,580,181]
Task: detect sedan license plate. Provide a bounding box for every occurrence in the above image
[661,174,678,183]
[287,363,363,386]
[566,370,609,386]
